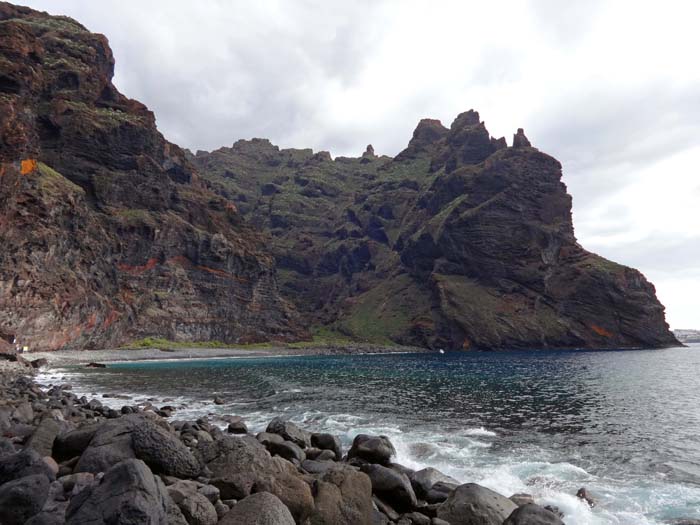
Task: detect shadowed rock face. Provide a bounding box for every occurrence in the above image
[194,114,678,349]
[0,3,303,350]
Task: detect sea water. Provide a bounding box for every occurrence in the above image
[38,344,700,524]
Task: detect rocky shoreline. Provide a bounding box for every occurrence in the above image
[0,361,593,525]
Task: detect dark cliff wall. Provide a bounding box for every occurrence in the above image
[0,3,303,350]
[194,112,678,349]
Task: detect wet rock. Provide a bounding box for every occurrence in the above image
[256,431,285,446]
[213,397,225,405]
[227,420,248,434]
[437,483,517,525]
[65,459,185,525]
[311,432,342,460]
[266,417,310,448]
[361,463,417,511]
[576,486,596,507]
[218,491,295,525]
[30,358,48,369]
[510,493,535,506]
[503,503,565,525]
[410,467,459,500]
[0,474,51,525]
[348,434,396,464]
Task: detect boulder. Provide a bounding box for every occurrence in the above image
[253,456,315,523]
[0,448,56,485]
[26,417,62,457]
[267,439,306,463]
[309,464,374,525]
[73,416,141,473]
[576,487,596,507]
[0,437,15,457]
[218,492,295,525]
[0,474,51,525]
[30,358,48,368]
[310,432,342,460]
[410,467,459,500]
[65,459,186,525]
[510,493,535,506]
[256,432,285,446]
[168,481,218,525]
[227,421,248,434]
[437,483,517,525]
[53,423,101,461]
[266,417,310,448]
[348,434,396,464]
[301,458,335,474]
[131,419,201,478]
[199,435,275,499]
[404,512,431,525]
[361,463,417,511]
[503,503,565,525]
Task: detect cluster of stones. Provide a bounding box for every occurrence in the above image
[1,372,583,525]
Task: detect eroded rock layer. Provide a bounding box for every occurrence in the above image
[0,3,302,350]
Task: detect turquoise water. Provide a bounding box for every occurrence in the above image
[41,345,700,524]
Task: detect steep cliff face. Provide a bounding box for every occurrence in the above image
[0,3,302,350]
[194,111,678,349]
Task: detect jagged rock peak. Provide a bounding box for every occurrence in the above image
[450,109,482,130]
[513,128,532,148]
[363,144,376,157]
[394,119,449,161]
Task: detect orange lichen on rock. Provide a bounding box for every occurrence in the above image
[591,324,613,337]
[462,338,471,349]
[20,159,37,175]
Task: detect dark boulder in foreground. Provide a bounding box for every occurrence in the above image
[66,459,185,525]
[218,491,295,525]
[0,473,50,525]
[438,482,518,525]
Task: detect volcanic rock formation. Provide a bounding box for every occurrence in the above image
[0,2,678,350]
[0,3,302,350]
[193,114,678,350]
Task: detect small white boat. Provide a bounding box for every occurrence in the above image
[439,349,445,354]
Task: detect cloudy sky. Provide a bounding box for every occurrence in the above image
[23,0,700,329]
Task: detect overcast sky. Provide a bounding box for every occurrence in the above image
[22,1,700,329]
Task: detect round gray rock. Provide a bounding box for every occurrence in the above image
[437,483,518,525]
[218,492,295,525]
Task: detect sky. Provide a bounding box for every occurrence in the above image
[21,0,700,329]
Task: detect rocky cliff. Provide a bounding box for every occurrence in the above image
[0,3,677,351]
[0,3,302,350]
[194,113,678,349]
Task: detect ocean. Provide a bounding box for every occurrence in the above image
[38,344,700,524]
